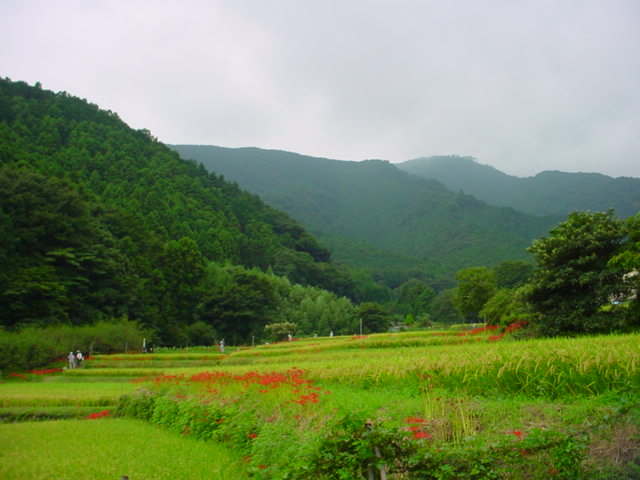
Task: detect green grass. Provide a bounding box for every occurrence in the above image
[0,418,249,480]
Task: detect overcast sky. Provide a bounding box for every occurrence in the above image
[2,0,639,177]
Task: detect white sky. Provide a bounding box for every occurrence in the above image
[1,0,639,177]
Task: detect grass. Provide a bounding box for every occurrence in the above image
[0,418,249,480]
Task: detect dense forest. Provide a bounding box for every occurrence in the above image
[171,145,561,284]
[0,78,363,344]
[399,155,640,218]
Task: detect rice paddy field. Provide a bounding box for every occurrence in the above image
[1,327,639,479]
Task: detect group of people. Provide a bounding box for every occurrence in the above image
[67,350,84,369]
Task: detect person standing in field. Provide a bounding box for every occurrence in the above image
[76,350,83,368]
[67,352,75,369]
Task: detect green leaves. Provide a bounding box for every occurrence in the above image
[526,210,627,335]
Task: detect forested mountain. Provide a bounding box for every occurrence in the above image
[0,78,356,343]
[398,156,640,218]
[172,145,561,283]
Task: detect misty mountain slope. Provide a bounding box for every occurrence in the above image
[172,145,561,275]
[398,156,640,217]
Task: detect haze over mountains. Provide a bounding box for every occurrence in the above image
[398,156,640,218]
[172,145,565,284]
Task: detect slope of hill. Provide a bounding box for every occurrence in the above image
[398,156,640,217]
[0,78,354,335]
[172,145,561,280]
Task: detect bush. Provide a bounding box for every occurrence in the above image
[0,318,151,371]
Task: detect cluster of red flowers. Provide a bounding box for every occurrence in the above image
[503,320,527,334]
[87,409,110,420]
[405,416,431,440]
[349,335,368,341]
[291,392,319,405]
[9,372,27,379]
[151,367,330,407]
[30,368,63,375]
[457,325,499,337]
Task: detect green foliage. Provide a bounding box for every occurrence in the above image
[264,322,297,341]
[493,259,534,288]
[272,279,357,336]
[395,279,436,318]
[172,145,559,287]
[454,267,497,321]
[0,318,149,371]
[356,302,393,333]
[184,321,217,347]
[399,155,640,218]
[607,212,640,328]
[480,287,530,326]
[526,210,627,335]
[0,77,359,343]
[429,289,464,324]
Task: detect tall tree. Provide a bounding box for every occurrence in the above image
[454,267,497,322]
[526,210,626,335]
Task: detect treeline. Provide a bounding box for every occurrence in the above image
[440,210,640,335]
[0,78,362,344]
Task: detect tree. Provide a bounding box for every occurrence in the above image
[429,289,464,324]
[199,266,279,344]
[493,260,534,289]
[356,302,392,333]
[479,287,530,326]
[264,322,297,342]
[396,279,435,318]
[526,210,626,335]
[607,211,640,329]
[454,267,497,322]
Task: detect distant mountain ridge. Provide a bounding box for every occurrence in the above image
[397,156,640,218]
[172,145,561,282]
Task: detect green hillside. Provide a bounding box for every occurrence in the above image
[398,155,640,217]
[0,78,355,341]
[172,145,561,279]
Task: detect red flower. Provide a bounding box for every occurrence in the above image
[87,410,110,420]
[404,416,425,424]
[258,465,266,469]
[512,430,524,438]
[248,433,258,439]
[413,431,431,440]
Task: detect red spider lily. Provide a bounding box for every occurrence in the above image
[248,433,258,439]
[404,416,425,424]
[259,465,266,469]
[9,373,27,379]
[87,410,110,420]
[292,392,319,405]
[511,430,524,439]
[30,368,63,375]
[413,431,431,440]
